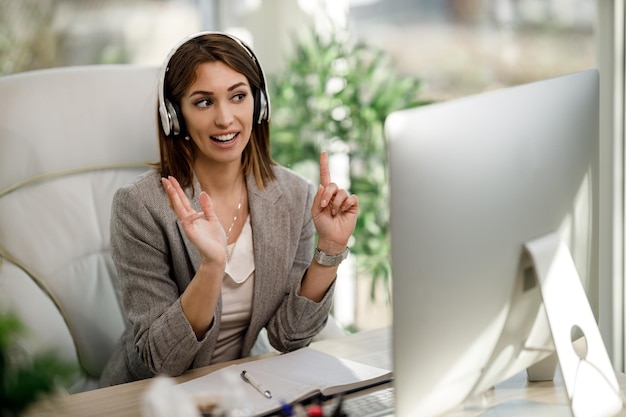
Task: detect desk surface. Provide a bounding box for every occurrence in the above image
[24,326,626,417]
[25,327,393,417]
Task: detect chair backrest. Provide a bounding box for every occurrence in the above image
[0,65,160,392]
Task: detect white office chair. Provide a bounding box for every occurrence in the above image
[0,65,160,392]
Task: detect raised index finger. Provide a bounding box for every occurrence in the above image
[319,151,330,187]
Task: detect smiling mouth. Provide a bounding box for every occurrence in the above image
[211,132,238,143]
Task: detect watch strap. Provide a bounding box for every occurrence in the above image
[314,247,349,266]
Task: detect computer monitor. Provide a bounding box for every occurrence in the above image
[386,70,623,417]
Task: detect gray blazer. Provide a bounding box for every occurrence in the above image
[100,166,334,386]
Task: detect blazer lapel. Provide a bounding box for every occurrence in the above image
[247,174,292,313]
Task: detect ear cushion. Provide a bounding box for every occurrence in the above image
[165,99,185,137]
[255,90,268,124]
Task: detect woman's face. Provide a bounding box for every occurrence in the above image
[180,61,254,166]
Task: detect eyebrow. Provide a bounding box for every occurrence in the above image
[189,82,249,98]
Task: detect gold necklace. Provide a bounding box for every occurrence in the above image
[225,181,245,260]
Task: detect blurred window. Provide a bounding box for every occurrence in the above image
[348,0,595,101]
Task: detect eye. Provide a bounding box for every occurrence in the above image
[232,92,247,103]
[195,98,213,108]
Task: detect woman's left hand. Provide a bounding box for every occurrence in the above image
[311,151,359,254]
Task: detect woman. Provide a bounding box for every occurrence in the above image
[99,32,359,386]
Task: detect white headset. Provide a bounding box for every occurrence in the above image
[157,31,271,137]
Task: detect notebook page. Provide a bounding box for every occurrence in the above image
[179,364,315,416]
[242,347,391,396]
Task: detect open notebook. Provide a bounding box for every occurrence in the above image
[178,347,392,416]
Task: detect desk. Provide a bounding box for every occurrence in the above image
[25,327,392,417]
[24,326,626,417]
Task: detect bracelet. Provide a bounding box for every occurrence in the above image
[313,247,349,267]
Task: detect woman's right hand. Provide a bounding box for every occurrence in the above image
[161,176,227,267]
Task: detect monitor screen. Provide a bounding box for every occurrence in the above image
[386,70,620,416]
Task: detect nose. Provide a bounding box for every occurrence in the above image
[214,102,234,128]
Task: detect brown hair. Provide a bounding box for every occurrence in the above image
[153,33,276,190]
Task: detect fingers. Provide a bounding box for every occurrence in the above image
[162,176,198,220]
[315,183,359,216]
[315,151,359,215]
[319,151,330,187]
[169,176,195,213]
[317,182,342,210]
[340,193,359,214]
[317,151,334,209]
[198,190,217,222]
[326,186,347,216]
[329,191,359,215]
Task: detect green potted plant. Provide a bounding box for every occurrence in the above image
[0,312,75,417]
[269,27,431,304]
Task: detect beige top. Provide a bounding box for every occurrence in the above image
[212,216,255,363]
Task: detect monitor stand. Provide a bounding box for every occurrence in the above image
[518,232,623,417]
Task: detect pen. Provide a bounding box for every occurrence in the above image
[240,370,272,399]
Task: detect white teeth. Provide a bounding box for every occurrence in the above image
[212,133,237,142]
